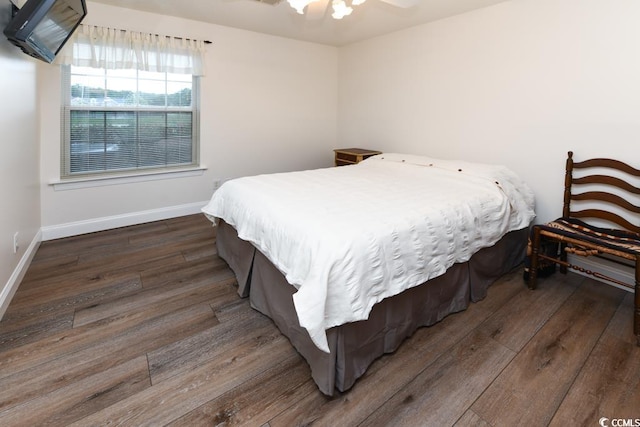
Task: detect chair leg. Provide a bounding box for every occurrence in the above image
[528,226,542,290]
[559,242,568,274]
[635,256,639,347]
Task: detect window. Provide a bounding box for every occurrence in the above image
[61,65,200,178]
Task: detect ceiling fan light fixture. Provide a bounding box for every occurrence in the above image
[287,0,397,20]
[331,0,353,19]
[287,0,313,14]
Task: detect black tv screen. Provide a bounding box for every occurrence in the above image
[3,0,87,63]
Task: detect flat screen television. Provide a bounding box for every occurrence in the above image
[3,0,87,63]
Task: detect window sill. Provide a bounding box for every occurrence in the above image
[50,167,207,191]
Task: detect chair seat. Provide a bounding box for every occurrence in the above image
[537,217,640,255]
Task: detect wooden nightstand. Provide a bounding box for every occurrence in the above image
[334,148,382,166]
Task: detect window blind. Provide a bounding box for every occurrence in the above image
[61,66,200,177]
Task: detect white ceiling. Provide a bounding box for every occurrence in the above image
[88,0,509,46]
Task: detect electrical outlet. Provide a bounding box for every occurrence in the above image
[13,232,19,254]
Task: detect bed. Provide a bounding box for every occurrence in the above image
[202,153,535,396]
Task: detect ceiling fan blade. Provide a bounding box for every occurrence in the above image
[306,0,330,19]
[379,0,419,8]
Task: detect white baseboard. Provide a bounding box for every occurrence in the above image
[41,201,209,241]
[568,254,635,292]
[0,229,42,320]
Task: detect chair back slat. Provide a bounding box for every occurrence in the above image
[574,158,640,177]
[570,209,640,234]
[571,191,640,214]
[573,175,640,195]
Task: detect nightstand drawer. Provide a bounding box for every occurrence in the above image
[334,148,382,166]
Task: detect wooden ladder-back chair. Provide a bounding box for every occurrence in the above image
[528,151,640,346]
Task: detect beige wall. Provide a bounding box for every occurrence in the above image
[0,3,41,315]
[41,0,640,235]
[338,0,640,224]
[39,2,338,235]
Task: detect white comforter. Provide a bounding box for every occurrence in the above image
[202,153,535,353]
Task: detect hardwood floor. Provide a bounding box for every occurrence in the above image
[0,214,638,426]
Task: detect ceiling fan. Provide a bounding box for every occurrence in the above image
[285,0,419,20]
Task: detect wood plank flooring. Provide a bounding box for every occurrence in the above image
[0,214,638,426]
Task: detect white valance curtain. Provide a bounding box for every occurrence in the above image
[57,25,207,76]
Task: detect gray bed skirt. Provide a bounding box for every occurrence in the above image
[216,219,528,396]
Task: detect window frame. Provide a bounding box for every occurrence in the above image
[60,64,201,180]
